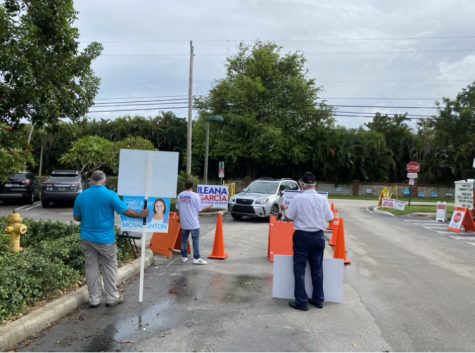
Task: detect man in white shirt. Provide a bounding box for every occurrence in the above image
[282,172,334,311]
[176,179,211,265]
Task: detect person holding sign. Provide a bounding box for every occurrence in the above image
[281,172,334,311]
[73,170,149,308]
[151,198,167,224]
[177,179,212,265]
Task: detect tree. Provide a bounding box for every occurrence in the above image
[365,113,414,181]
[59,136,116,175]
[59,135,156,176]
[116,136,155,151]
[195,41,333,178]
[421,82,475,183]
[0,122,34,180]
[0,0,102,127]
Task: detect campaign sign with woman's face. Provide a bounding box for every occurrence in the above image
[120,196,170,233]
[146,197,170,232]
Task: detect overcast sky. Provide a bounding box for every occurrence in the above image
[74,0,475,129]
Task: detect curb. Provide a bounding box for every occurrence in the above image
[371,206,395,217]
[0,250,154,352]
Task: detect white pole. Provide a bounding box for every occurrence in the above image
[139,151,153,302]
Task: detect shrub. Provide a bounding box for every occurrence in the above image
[0,250,81,323]
[0,218,136,323]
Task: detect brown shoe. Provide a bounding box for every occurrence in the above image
[106,295,124,307]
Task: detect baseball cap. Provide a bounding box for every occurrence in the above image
[301,172,316,184]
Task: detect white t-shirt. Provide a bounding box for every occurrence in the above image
[286,189,334,231]
[176,190,202,230]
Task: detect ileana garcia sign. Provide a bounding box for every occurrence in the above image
[381,198,406,211]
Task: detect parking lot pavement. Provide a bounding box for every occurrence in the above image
[15,214,390,352]
[0,201,75,222]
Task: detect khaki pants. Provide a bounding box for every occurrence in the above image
[80,240,120,305]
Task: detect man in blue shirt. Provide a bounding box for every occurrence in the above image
[73,170,149,308]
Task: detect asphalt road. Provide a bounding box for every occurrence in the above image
[6,199,475,351]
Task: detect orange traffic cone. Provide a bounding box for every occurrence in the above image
[330,202,335,213]
[208,212,229,260]
[328,209,340,246]
[333,217,351,265]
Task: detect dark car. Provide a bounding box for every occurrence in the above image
[41,170,88,207]
[0,171,40,204]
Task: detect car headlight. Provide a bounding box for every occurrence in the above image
[254,198,269,205]
[229,197,236,203]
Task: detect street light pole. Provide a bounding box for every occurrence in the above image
[204,120,210,185]
[186,40,194,176]
[203,115,224,185]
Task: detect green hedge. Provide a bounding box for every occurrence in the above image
[0,218,135,324]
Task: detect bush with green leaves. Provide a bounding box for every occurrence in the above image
[0,249,81,323]
[0,218,136,323]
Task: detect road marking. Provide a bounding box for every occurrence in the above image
[402,218,475,247]
[23,202,41,211]
[14,204,30,211]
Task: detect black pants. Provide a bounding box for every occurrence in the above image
[293,230,325,308]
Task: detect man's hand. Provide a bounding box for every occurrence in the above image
[140,208,150,218]
[280,204,288,211]
[124,208,150,219]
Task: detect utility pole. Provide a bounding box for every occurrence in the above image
[186,40,194,176]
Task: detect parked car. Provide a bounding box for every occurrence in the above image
[41,170,88,207]
[0,171,40,204]
[228,178,300,220]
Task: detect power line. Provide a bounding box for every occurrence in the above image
[88,106,189,113]
[95,94,187,101]
[94,98,188,106]
[79,35,475,43]
[332,104,438,109]
[97,48,475,57]
[322,97,440,100]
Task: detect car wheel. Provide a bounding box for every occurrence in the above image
[231,213,243,221]
[270,204,280,216]
[41,200,50,208]
[25,192,34,204]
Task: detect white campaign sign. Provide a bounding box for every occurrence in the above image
[436,201,447,222]
[272,255,344,303]
[117,149,179,197]
[454,180,474,210]
[381,198,406,211]
[117,149,179,303]
[197,184,228,209]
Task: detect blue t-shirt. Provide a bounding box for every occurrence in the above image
[73,185,129,244]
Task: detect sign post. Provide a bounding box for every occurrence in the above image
[406,161,420,206]
[218,161,225,184]
[118,149,179,302]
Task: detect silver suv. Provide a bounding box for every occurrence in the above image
[228,178,300,220]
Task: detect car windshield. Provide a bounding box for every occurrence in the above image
[49,176,79,182]
[245,181,279,194]
[9,173,26,180]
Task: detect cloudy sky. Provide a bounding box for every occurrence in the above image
[74,0,475,129]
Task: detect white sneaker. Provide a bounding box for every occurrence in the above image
[181,257,188,263]
[193,258,207,265]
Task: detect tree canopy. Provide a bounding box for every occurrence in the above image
[195,41,333,177]
[0,0,102,127]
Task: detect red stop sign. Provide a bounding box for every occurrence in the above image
[406,161,420,173]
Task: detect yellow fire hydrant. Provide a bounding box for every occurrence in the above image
[5,211,27,252]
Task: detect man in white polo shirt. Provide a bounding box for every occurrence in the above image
[282,172,334,311]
